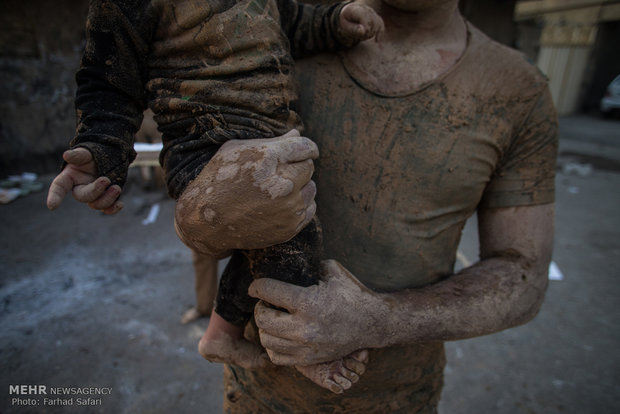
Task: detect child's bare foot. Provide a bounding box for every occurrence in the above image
[295,349,369,394]
[198,312,269,369]
[180,307,205,324]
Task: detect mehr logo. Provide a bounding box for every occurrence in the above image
[9,385,47,395]
[9,385,113,407]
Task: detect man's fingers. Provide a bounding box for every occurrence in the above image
[63,147,94,167]
[319,259,341,281]
[293,181,317,232]
[265,348,299,367]
[278,159,315,191]
[295,201,316,234]
[258,330,303,357]
[281,129,300,139]
[300,180,317,207]
[72,176,111,203]
[274,135,319,163]
[249,279,307,311]
[87,184,121,211]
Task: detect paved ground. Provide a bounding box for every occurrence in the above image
[1,115,619,413]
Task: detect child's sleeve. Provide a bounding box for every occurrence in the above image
[69,0,155,188]
[277,0,352,59]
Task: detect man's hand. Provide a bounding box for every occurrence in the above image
[46,148,123,214]
[249,260,389,366]
[174,129,319,258]
[338,2,384,45]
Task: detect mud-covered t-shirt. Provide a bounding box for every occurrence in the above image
[70,0,350,198]
[299,23,558,292]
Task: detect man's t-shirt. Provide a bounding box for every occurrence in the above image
[301,23,558,292]
[223,24,558,414]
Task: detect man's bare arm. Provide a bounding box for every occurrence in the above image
[384,203,553,343]
[249,203,554,366]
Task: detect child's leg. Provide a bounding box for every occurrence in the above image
[181,250,219,324]
[192,250,219,315]
[198,251,268,369]
[201,217,368,392]
[198,311,269,369]
[245,217,368,394]
[243,215,323,285]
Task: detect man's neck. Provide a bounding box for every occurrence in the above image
[367,0,464,47]
[340,0,467,95]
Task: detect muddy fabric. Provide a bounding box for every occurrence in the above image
[224,340,445,414]
[216,216,323,326]
[223,23,558,413]
[70,0,349,199]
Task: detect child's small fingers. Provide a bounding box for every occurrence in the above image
[87,185,121,211]
[101,201,124,215]
[73,176,110,203]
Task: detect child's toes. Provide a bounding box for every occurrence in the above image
[332,373,353,391]
[325,379,344,394]
[351,349,369,363]
[343,354,367,377]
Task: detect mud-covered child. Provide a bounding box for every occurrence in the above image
[47,0,383,394]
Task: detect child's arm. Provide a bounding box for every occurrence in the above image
[47,0,154,212]
[277,0,383,59]
[337,2,384,46]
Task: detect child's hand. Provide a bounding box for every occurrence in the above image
[47,148,123,214]
[338,2,384,45]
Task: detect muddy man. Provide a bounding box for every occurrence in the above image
[175,0,559,412]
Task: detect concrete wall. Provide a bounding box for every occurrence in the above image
[460,0,517,47]
[0,0,89,177]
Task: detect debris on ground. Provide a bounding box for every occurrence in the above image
[0,173,45,204]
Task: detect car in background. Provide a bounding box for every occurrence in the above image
[600,74,620,118]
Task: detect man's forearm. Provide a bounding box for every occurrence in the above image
[250,205,554,366]
[376,254,549,348]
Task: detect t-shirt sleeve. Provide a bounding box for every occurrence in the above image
[479,85,559,208]
[69,0,154,188]
[277,0,351,59]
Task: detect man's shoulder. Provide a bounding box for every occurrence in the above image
[461,23,549,98]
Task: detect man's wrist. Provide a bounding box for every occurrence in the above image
[368,289,429,349]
